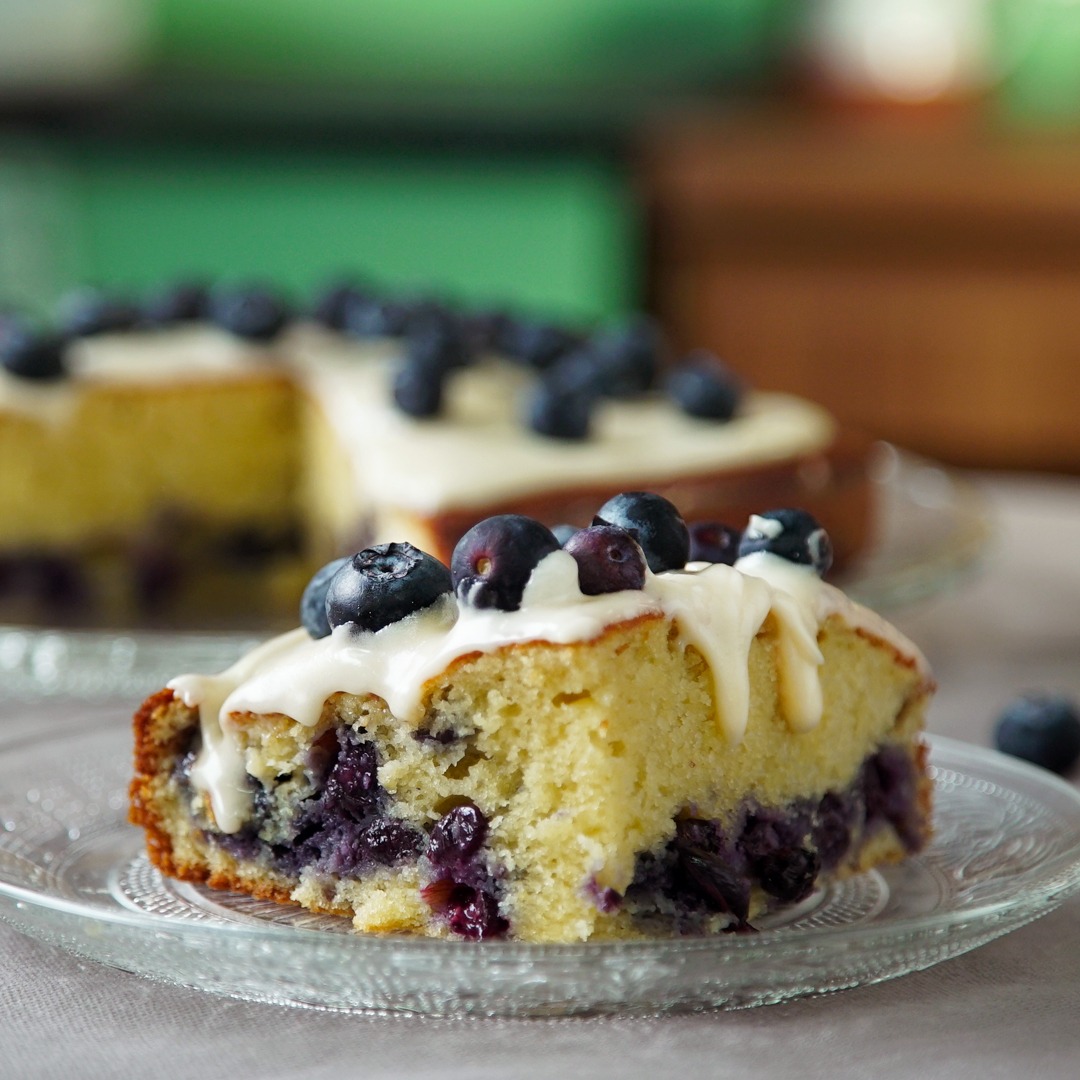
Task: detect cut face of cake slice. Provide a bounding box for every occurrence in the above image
[130,497,933,942]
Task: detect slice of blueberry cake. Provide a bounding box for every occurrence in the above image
[2,280,872,627]
[130,494,933,941]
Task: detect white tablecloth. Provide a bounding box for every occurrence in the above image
[2,473,1079,1079]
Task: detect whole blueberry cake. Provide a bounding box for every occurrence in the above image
[0,281,872,626]
[130,495,933,941]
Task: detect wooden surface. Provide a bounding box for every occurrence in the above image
[640,110,1080,472]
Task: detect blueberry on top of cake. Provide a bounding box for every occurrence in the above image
[130,495,933,942]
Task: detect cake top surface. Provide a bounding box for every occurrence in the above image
[0,321,835,512]
[170,516,929,833]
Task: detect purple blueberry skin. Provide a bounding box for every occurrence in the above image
[525,381,593,440]
[498,318,580,371]
[392,358,444,418]
[687,521,741,565]
[209,285,290,342]
[737,508,833,577]
[300,556,351,638]
[994,694,1080,775]
[427,804,488,867]
[0,327,66,381]
[142,282,210,325]
[593,491,690,574]
[325,543,452,633]
[665,350,743,421]
[563,525,647,595]
[451,515,561,611]
[588,315,663,397]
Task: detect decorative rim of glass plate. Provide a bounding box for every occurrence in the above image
[0,445,994,703]
[0,726,1077,1017]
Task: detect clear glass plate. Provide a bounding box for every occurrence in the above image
[0,446,993,703]
[0,724,1076,1017]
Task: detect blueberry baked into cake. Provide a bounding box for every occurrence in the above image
[130,493,934,942]
[1,280,872,625]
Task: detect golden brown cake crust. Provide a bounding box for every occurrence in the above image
[422,428,874,572]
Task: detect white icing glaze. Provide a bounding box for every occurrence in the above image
[287,327,836,513]
[169,552,929,833]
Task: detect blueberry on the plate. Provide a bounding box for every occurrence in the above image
[994,693,1080,775]
[209,285,290,342]
[57,288,140,337]
[0,326,66,381]
[300,556,350,638]
[666,349,743,421]
[142,281,210,325]
[563,525,647,595]
[551,523,579,545]
[688,521,741,565]
[393,357,444,418]
[737,509,833,577]
[451,515,560,611]
[524,379,593,440]
[592,491,689,574]
[325,543,452,633]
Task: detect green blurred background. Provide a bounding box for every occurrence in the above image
[1,0,1078,319]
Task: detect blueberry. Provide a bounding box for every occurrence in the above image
[311,281,369,330]
[422,881,508,940]
[451,515,561,611]
[57,288,140,337]
[812,791,853,869]
[300,556,350,638]
[994,694,1080,775]
[0,326,66,381]
[142,281,210,325]
[666,350,743,421]
[672,832,751,924]
[342,295,412,339]
[687,521,741,565]
[543,348,608,399]
[407,309,472,372]
[588,315,664,397]
[551,523,579,545]
[524,380,593,440]
[498,318,581,370]
[325,543,452,633]
[392,357,444,418]
[755,847,820,904]
[592,492,689,574]
[209,285,290,342]
[563,525,647,595]
[738,509,833,576]
[461,309,512,355]
[447,888,508,940]
[428,804,488,866]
